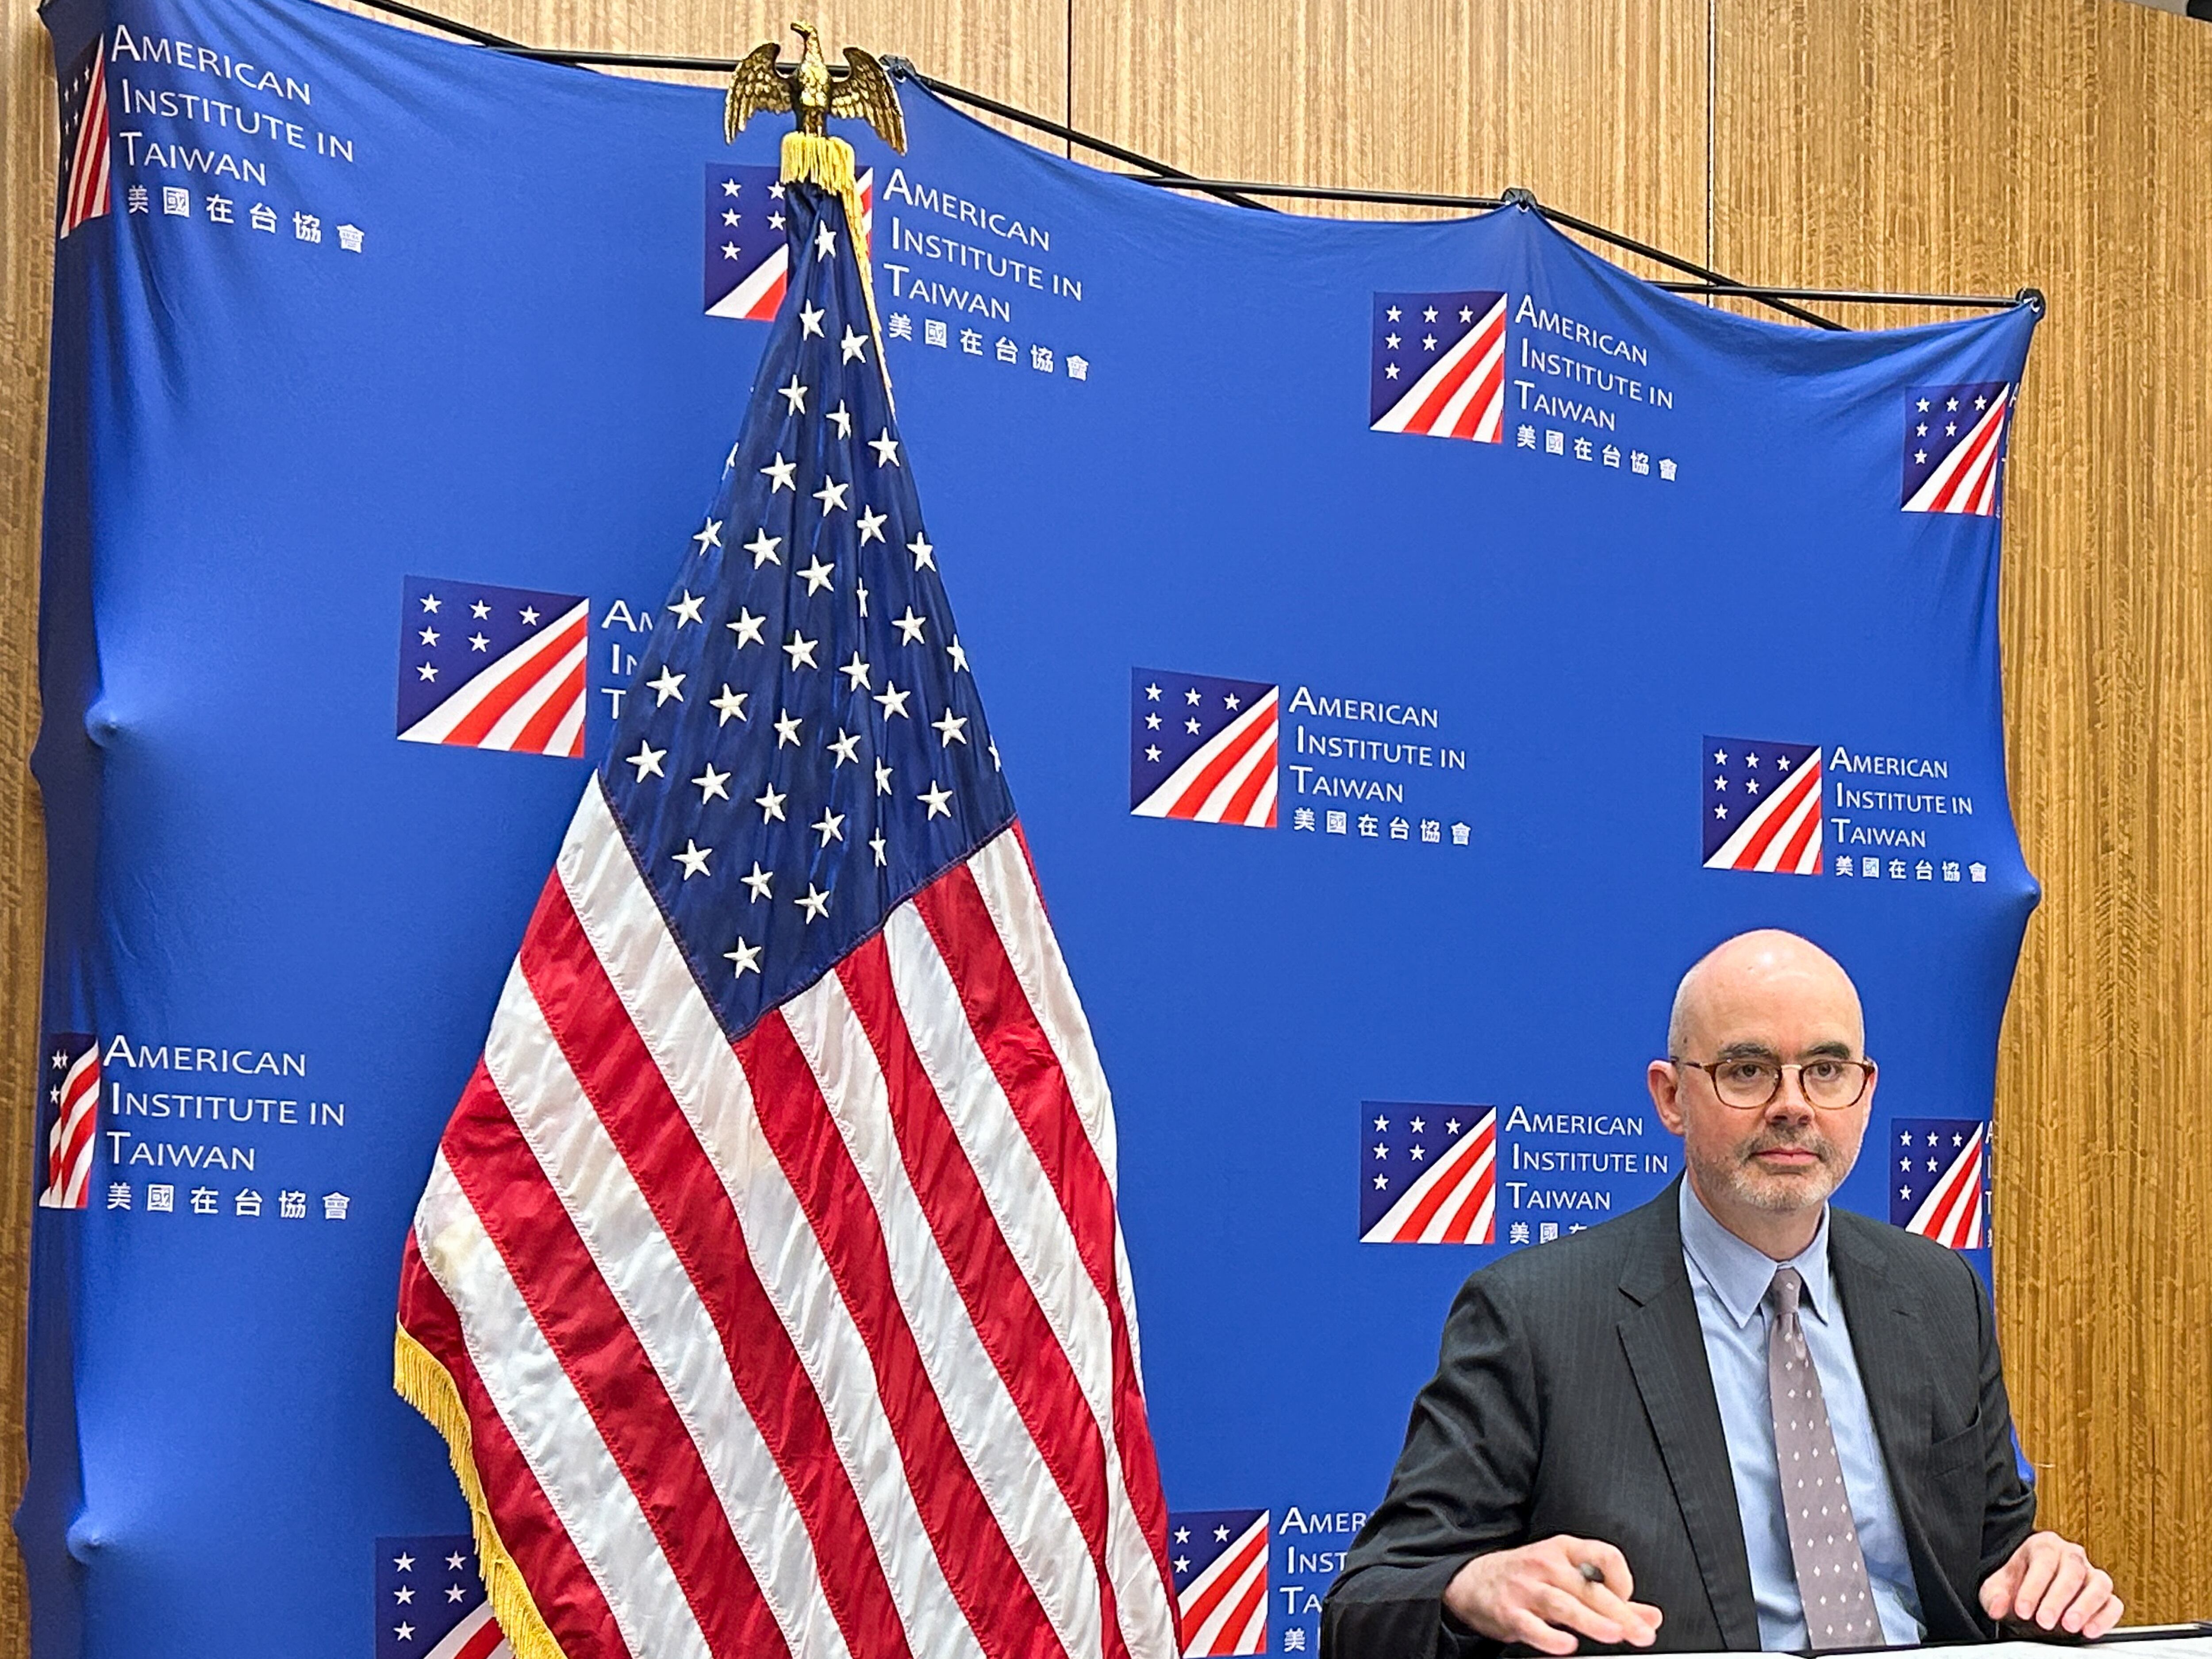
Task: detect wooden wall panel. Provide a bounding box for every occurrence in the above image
[1715,0,2212,1617]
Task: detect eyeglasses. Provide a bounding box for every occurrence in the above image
[1670,1055,1876,1112]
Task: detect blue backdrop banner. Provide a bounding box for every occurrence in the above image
[25,0,2037,1652]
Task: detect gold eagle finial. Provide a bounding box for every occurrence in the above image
[723,21,907,152]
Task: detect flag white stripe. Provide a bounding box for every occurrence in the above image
[881,902,1176,1659]
[412,1154,712,1659]
[846,926,1105,1659]
[708,246,789,319]
[1130,691,1279,819]
[547,687,588,759]
[554,782,982,1659]
[1705,759,1820,869]
[399,601,589,745]
[483,962,847,1659]
[1371,314,1490,434]
[1248,764,1278,828]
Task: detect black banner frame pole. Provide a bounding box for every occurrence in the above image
[337,0,2043,332]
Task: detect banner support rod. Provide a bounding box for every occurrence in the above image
[336,0,2040,330]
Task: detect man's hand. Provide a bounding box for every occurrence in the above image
[1443,1536,1663,1655]
[1979,1531,2122,1638]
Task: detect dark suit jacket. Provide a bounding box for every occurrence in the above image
[1322,1178,2035,1657]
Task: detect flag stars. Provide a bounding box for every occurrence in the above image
[1185,717,1202,734]
[870,430,900,467]
[730,607,768,646]
[722,179,741,198]
[799,556,836,595]
[761,453,797,492]
[668,590,705,627]
[445,1554,467,1573]
[693,518,723,553]
[909,534,936,570]
[711,685,749,725]
[1185,687,1202,704]
[756,783,788,822]
[418,626,441,647]
[894,607,928,644]
[693,764,731,802]
[673,840,713,879]
[841,652,872,690]
[648,666,685,705]
[870,828,888,867]
[783,631,820,670]
[779,376,810,415]
[417,598,440,616]
[855,579,869,618]
[417,664,438,682]
[840,325,870,363]
[469,601,490,620]
[627,741,667,780]
[875,682,912,719]
[469,633,490,651]
[798,882,832,921]
[828,728,862,766]
[857,507,887,545]
[395,1586,416,1605]
[799,302,825,338]
[742,863,773,901]
[814,222,838,260]
[813,808,845,846]
[814,477,850,515]
[774,710,805,747]
[948,637,969,672]
[933,709,970,747]
[920,781,954,818]
[724,938,762,977]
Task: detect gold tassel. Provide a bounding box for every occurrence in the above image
[393,1325,571,1659]
[781,131,895,409]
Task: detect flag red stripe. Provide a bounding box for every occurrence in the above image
[1404,1119,1494,1240]
[398,1232,626,1659]
[836,932,1130,1659]
[65,54,109,232]
[1220,736,1276,826]
[511,657,586,756]
[1408,307,1504,435]
[1181,1528,1267,1636]
[1930,402,2006,513]
[438,1070,788,1659]
[1165,711,1273,821]
[1217,1569,1268,1655]
[909,869,1177,1578]
[54,1093,99,1192]
[1734,761,1819,869]
[443,613,589,748]
[735,1009,1068,1659]
[520,881,910,1659]
[455,1618,506,1659]
[753,271,788,320]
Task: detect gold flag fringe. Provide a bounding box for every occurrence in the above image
[781,131,895,410]
[394,1324,571,1659]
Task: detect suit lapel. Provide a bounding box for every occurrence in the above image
[1616,1187,1763,1651]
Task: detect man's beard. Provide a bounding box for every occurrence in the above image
[1696,1123,1850,1214]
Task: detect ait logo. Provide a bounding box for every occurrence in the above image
[398,577,589,759]
[705,162,875,319]
[36,1032,100,1210]
[1360,1103,1497,1244]
[1702,737,1822,875]
[1171,1509,1269,1655]
[1130,669,1279,828]
[1369,290,1508,443]
[1902,382,2012,516]
[376,1536,511,1659]
[1890,1118,1989,1249]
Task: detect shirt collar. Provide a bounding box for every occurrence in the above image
[1678,1176,1833,1329]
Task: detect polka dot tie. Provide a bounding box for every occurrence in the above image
[1766,1267,1881,1651]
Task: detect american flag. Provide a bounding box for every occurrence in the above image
[1901,382,2012,516]
[1701,736,1822,876]
[1169,1510,1268,1656]
[37,1032,100,1210]
[1889,1118,1988,1250]
[1368,291,1506,443]
[56,33,112,238]
[1359,1103,1496,1245]
[396,577,588,758]
[376,1537,514,1659]
[395,169,1179,1659]
[1129,669,1278,828]
[707,163,873,320]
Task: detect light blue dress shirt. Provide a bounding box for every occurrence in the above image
[1678,1179,1926,1650]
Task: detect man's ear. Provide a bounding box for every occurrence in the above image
[1648,1060,1687,1135]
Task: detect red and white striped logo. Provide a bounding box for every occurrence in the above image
[709,167,875,322]
[1703,740,1823,876]
[58,35,112,238]
[1902,383,2012,517]
[399,596,588,759]
[1172,1509,1268,1656]
[1131,677,1279,830]
[1361,1106,1496,1245]
[1370,292,1507,444]
[1905,1124,1986,1249]
[39,1033,100,1210]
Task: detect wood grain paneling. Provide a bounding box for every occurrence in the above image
[1715,0,2212,1617]
[5,0,2211,1647]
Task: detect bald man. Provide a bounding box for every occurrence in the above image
[1323,929,2118,1657]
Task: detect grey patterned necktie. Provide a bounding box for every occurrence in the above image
[1767,1267,1882,1651]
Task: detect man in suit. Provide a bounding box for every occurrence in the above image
[1323,929,2119,1656]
